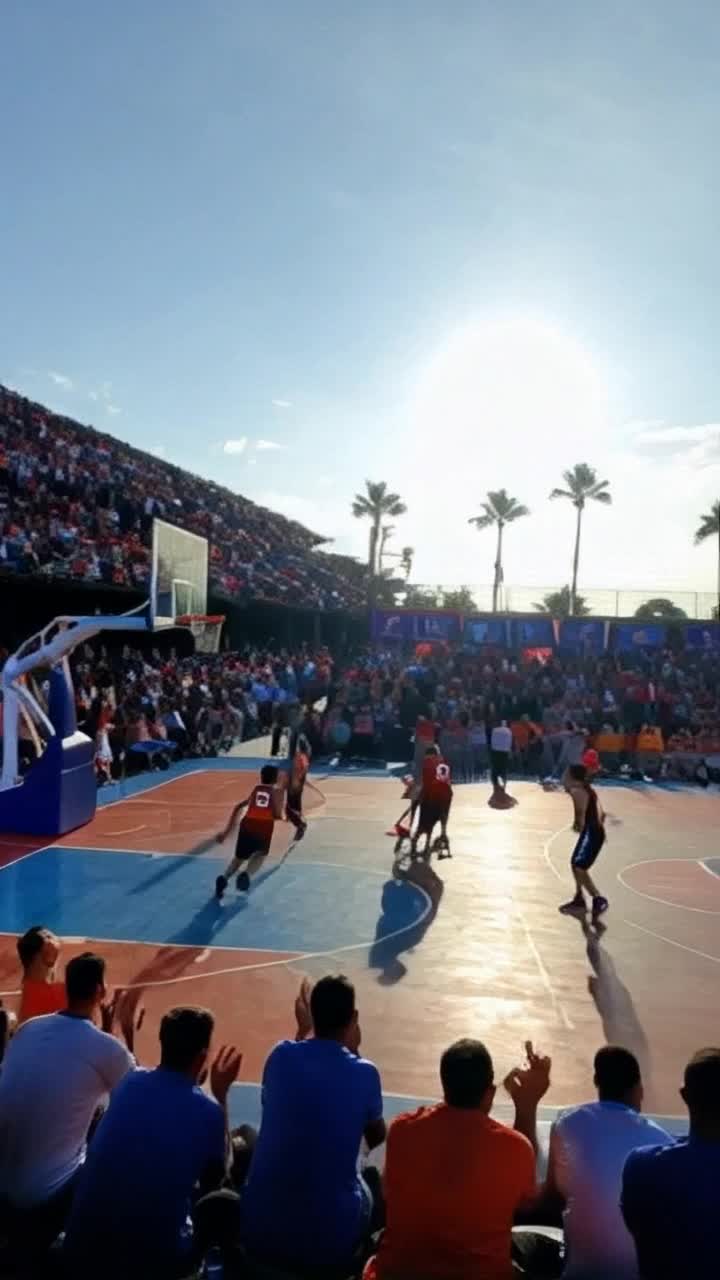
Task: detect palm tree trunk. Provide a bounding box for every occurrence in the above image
[570,505,583,616]
[492,522,503,613]
[368,520,379,576]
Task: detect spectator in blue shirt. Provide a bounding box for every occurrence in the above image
[63,1006,241,1280]
[241,975,386,1273]
[622,1047,720,1279]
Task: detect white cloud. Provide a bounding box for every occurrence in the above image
[255,439,282,451]
[48,371,73,390]
[88,390,98,402]
[271,398,292,409]
[633,421,720,446]
[223,438,248,455]
[149,444,166,458]
[106,404,121,416]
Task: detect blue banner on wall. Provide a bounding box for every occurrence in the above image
[511,618,556,648]
[463,617,510,646]
[684,623,720,650]
[559,619,608,654]
[613,623,666,650]
[371,610,462,642]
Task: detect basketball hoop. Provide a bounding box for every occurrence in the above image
[175,614,225,654]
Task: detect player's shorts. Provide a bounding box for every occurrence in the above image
[417,796,451,833]
[234,824,273,864]
[571,826,605,870]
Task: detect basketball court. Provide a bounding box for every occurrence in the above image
[0,764,716,1131]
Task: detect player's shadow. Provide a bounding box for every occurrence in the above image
[167,896,250,947]
[576,916,652,1090]
[368,862,444,985]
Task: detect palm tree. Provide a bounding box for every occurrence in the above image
[400,546,414,581]
[352,481,407,576]
[549,464,611,615]
[378,523,395,569]
[533,586,590,618]
[468,489,529,612]
[694,500,720,619]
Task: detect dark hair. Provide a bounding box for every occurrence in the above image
[65,952,106,1003]
[260,764,279,784]
[594,1045,641,1101]
[310,975,355,1037]
[683,1048,720,1111]
[424,744,439,757]
[159,1007,215,1071]
[17,925,48,970]
[440,1038,494,1108]
[568,764,587,783]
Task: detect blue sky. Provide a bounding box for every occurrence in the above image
[2,1,720,594]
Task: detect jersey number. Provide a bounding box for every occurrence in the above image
[254,790,271,808]
[435,764,450,782]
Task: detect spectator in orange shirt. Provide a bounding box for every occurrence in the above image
[17,926,66,1024]
[364,1038,551,1280]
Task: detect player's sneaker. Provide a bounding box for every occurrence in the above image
[558,894,586,915]
[294,821,307,841]
[592,895,609,918]
[236,871,251,893]
[215,875,228,900]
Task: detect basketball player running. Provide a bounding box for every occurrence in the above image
[285,734,310,840]
[215,765,285,897]
[411,744,453,860]
[559,764,609,918]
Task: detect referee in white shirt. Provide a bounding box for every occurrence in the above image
[490,720,513,789]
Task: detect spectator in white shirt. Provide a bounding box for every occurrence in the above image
[0,952,135,1256]
[490,719,513,789]
[539,1046,672,1279]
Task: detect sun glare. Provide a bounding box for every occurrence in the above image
[411,316,610,462]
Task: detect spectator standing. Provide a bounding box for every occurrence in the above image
[622,1047,720,1280]
[365,1038,550,1280]
[541,1046,671,1279]
[241,976,386,1273]
[490,719,513,790]
[64,1007,241,1280]
[0,954,135,1250]
[16,924,66,1023]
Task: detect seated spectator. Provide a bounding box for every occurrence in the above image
[0,953,135,1252]
[622,1047,720,1280]
[241,975,386,1274]
[539,1046,671,1278]
[365,1038,550,1280]
[63,1007,241,1280]
[16,923,66,1023]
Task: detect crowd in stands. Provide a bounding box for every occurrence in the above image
[323,641,720,780]
[0,943,717,1280]
[66,643,334,783]
[0,384,365,610]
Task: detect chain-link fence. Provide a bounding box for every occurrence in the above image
[410,585,719,619]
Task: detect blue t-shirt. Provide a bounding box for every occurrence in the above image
[622,1136,720,1279]
[64,1068,225,1274]
[241,1038,383,1267]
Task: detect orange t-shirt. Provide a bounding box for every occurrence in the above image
[18,979,66,1024]
[365,1105,535,1280]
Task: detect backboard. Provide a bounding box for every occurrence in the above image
[150,519,208,629]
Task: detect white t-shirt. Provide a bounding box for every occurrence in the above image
[551,1100,672,1278]
[490,724,512,752]
[0,1012,134,1207]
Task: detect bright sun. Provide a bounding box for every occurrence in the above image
[411,316,610,458]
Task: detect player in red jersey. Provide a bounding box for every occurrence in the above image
[214,764,285,897]
[285,734,310,839]
[411,745,453,860]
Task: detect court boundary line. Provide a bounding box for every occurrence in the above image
[617,858,720,916]
[622,916,720,966]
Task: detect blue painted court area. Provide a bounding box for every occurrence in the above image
[704,858,720,878]
[0,848,429,953]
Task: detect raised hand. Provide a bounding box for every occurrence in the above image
[100,990,120,1034]
[210,1044,243,1104]
[294,977,313,1041]
[504,1040,551,1108]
